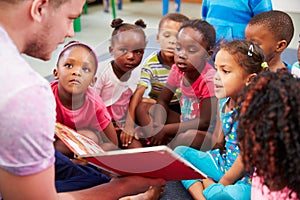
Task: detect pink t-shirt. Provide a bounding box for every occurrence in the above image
[0,26,55,179]
[51,81,111,132]
[251,174,298,199]
[167,63,215,121]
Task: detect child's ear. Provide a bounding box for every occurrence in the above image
[246,73,257,86]
[53,68,59,80]
[109,46,113,54]
[89,76,97,87]
[276,40,287,53]
[207,49,214,56]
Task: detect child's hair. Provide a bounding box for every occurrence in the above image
[238,69,300,198]
[158,12,189,29]
[110,18,147,46]
[220,40,266,74]
[179,19,216,52]
[248,10,294,46]
[57,41,98,73]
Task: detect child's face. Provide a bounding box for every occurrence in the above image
[174,27,209,73]
[157,19,183,59]
[245,24,278,63]
[214,49,250,100]
[54,46,97,95]
[110,30,146,75]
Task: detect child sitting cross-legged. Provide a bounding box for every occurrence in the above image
[144,19,218,149]
[174,40,267,200]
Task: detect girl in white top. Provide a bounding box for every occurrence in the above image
[94,18,147,148]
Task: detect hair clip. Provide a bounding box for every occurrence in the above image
[248,44,254,57]
[261,62,268,69]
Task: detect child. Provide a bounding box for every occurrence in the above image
[93,18,147,148]
[124,13,189,147]
[292,37,300,76]
[147,19,217,149]
[238,69,300,199]
[51,41,118,157]
[174,40,266,200]
[245,10,295,73]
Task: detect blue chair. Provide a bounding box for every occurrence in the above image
[162,0,181,15]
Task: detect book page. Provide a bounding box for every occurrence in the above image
[55,122,104,156]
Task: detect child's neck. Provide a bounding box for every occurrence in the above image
[268,56,286,72]
[225,98,237,112]
[183,70,201,86]
[111,61,131,81]
[160,51,175,68]
[59,91,85,110]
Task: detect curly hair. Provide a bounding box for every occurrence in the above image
[238,69,300,198]
[220,40,266,75]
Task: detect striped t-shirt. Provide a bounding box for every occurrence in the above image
[138,51,181,104]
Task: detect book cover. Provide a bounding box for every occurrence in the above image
[55,122,207,181]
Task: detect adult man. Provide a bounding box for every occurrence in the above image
[0,0,165,199]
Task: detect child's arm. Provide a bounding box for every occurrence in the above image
[210,103,225,150]
[218,154,244,186]
[154,83,176,125]
[120,85,146,146]
[102,122,119,149]
[150,97,218,145]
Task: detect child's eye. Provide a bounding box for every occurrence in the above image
[133,49,144,55]
[82,67,91,73]
[64,63,72,68]
[120,48,128,53]
[223,69,230,74]
[175,46,181,51]
[163,32,171,38]
[188,49,197,54]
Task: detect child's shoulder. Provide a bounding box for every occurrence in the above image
[142,50,161,66]
[95,59,113,77]
[86,87,106,106]
[201,62,216,78]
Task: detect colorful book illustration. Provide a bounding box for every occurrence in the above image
[55,122,207,181]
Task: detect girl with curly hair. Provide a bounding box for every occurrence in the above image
[238,69,300,199]
[174,40,267,200]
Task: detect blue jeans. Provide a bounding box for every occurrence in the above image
[174,146,250,200]
[55,150,111,192]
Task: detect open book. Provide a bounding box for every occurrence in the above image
[55,122,207,181]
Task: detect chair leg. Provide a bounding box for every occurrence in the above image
[118,0,122,10]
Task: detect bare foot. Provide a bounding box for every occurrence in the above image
[119,185,165,200]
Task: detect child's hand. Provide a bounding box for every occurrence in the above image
[120,131,134,147]
[150,129,168,146]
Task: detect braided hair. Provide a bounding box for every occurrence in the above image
[238,69,300,198]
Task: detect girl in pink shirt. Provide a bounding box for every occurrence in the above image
[52,41,118,157]
[238,69,300,199]
[148,19,217,149]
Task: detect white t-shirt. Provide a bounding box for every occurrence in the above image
[0,26,55,182]
[94,59,141,120]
